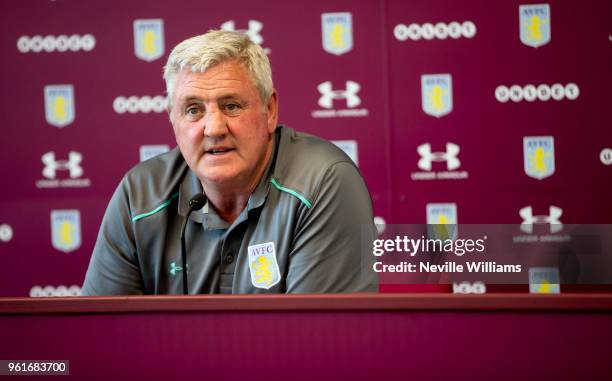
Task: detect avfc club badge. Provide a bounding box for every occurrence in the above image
[139,145,170,162]
[519,4,551,48]
[51,210,81,253]
[331,140,359,166]
[248,242,281,289]
[44,85,75,128]
[427,203,457,225]
[523,136,555,180]
[133,19,164,62]
[322,12,353,56]
[426,203,458,240]
[529,267,560,294]
[421,74,453,117]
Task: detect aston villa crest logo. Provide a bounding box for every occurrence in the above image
[426,203,458,240]
[523,136,555,180]
[248,242,280,289]
[133,19,164,62]
[421,74,453,117]
[51,210,81,253]
[44,85,75,128]
[529,267,560,294]
[322,12,353,55]
[427,203,457,225]
[519,4,551,48]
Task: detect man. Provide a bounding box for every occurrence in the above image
[82,30,376,295]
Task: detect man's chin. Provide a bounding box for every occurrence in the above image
[197,169,239,188]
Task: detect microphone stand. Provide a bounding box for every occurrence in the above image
[179,194,206,295]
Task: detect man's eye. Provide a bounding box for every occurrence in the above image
[225,103,242,112]
[186,106,201,116]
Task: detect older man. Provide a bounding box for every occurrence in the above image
[82,30,376,295]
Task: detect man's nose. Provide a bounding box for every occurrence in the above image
[203,109,228,138]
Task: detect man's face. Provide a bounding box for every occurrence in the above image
[169,60,278,192]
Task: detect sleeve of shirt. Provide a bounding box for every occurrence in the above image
[285,161,378,293]
[81,178,144,296]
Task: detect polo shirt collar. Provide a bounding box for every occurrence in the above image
[245,128,279,213]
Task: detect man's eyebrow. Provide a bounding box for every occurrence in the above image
[217,93,242,101]
[178,94,243,105]
[179,96,203,105]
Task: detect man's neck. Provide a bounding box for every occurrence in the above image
[202,142,273,224]
[205,191,251,224]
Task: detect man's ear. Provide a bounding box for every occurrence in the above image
[266,89,278,133]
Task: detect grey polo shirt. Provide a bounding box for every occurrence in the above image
[82,126,377,295]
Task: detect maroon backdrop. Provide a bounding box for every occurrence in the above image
[0,0,610,296]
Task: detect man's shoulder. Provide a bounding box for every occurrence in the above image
[125,146,185,181]
[273,127,362,204]
[279,127,350,163]
[120,147,188,216]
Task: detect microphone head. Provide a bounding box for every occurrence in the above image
[188,193,207,211]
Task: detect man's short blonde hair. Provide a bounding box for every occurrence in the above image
[163,30,273,108]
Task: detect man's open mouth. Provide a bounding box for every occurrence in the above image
[206,148,234,155]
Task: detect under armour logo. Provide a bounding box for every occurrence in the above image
[417,143,460,171]
[169,262,183,276]
[519,206,563,234]
[221,20,263,45]
[42,151,83,179]
[317,81,361,109]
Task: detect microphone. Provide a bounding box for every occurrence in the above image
[179,193,206,295]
